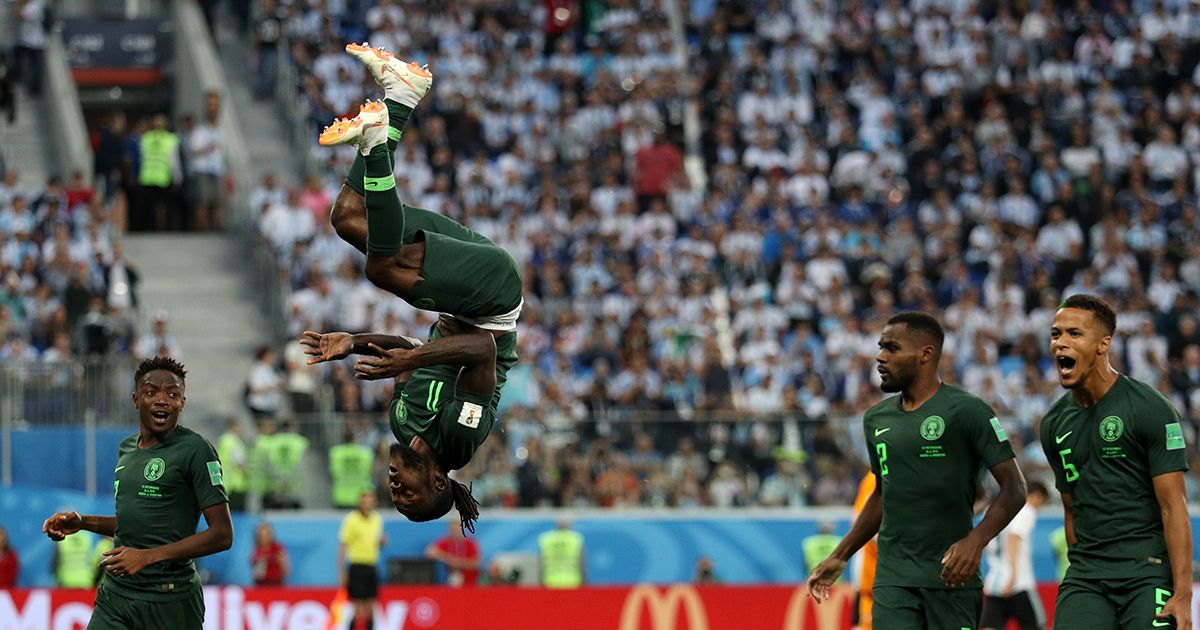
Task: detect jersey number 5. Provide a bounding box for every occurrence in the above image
[876,442,889,477]
[1058,448,1079,482]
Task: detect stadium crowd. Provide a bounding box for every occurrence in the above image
[247,0,1200,508]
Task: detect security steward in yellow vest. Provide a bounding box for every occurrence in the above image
[329,431,375,509]
[538,519,585,588]
[217,420,249,511]
[267,421,308,509]
[54,529,96,588]
[136,114,179,231]
[802,522,842,575]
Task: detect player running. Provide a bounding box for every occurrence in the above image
[1039,294,1192,629]
[807,312,1027,629]
[300,44,520,533]
[41,357,232,630]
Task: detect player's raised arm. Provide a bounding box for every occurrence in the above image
[940,458,1026,587]
[807,473,882,603]
[353,332,496,396]
[299,331,424,364]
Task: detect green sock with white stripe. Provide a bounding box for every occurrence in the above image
[364,143,404,255]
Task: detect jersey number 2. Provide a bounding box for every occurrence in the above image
[876,442,889,477]
[1058,448,1079,482]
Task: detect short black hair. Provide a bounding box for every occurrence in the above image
[886,311,945,351]
[1027,480,1049,499]
[1059,294,1116,335]
[135,356,187,384]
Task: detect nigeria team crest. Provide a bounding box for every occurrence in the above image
[920,416,945,440]
[144,457,166,481]
[1099,416,1124,442]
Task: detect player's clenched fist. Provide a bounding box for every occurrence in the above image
[806,556,846,604]
[42,511,82,541]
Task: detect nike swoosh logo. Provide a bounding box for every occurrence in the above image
[1055,431,1072,444]
[1152,620,1171,628]
[875,428,891,437]
[114,466,125,472]
[384,66,419,91]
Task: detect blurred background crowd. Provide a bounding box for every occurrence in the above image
[6,0,1200,513]
[234,0,1200,510]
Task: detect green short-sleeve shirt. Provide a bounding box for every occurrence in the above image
[107,426,228,600]
[388,324,517,471]
[1039,375,1188,580]
[865,384,1015,589]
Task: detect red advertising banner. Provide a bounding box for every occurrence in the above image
[1,583,1197,629]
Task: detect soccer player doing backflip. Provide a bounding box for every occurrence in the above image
[300,44,521,534]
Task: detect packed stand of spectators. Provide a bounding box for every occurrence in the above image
[250,0,1200,508]
[0,163,157,420]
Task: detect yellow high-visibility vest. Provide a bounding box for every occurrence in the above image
[539,529,584,588]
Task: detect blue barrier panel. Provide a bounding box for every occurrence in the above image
[5,428,129,492]
[5,484,1196,588]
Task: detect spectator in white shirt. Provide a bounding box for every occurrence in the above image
[245,345,284,419]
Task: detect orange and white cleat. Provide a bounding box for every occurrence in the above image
[345,42,432,107]
[318,101,389,155]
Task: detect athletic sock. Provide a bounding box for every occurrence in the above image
[347,99,412,193]
[364,143,405,255]
[384,99,412,162]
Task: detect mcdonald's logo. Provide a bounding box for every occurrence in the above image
[619,585,710,630]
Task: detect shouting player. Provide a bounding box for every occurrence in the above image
[1040,294,1192,629]
[301,44,521,533]
[41,357,232,630]
[808,312,1027,629]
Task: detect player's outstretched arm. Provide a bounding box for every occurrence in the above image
[99,503,232,578]
[300,330,423,364]
[1152,471,1192,630]
[941,458,1026,588]
[807,474,882,603]
[42,511,116,540]
[354,333,497,396]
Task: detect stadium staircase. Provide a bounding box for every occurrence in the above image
[122,234,270,426]
[0,92,52,187]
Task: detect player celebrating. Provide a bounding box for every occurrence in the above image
[807,312,1027,629]
[1040,294,1192,629]
[41,357,232,630]
[301,44,520,533]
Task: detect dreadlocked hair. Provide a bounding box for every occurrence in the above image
[135,356,188,383]
[450,479,481,535]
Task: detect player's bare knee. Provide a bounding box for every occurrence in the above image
[330,187,365,232]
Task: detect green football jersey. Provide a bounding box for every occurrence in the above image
[399,204,524,319]
[1039,375,1188,580]
[107,426,228,600]
[865,384,1015,589]
[389,324,517,470]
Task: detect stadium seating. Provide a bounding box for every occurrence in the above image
[239,0,1200,508]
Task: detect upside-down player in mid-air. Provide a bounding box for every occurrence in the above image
[1040,295,1191,629]
[807,312,1027,629]
[299,43,521,535]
